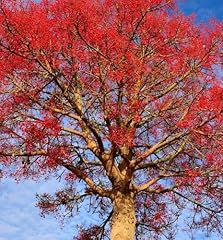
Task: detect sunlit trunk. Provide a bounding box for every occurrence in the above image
[111,192,136,240]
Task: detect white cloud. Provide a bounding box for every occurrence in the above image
[0,178,74,240]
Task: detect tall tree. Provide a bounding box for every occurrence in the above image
[0,0,223,239]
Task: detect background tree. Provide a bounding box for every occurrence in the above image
[0,0,223,239]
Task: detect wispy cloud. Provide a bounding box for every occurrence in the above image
[0,179,75,240]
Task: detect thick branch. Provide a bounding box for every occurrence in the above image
[61,162,111,198]
[1,150,110,197]
[131,132,188,168]
[136,139,188,170]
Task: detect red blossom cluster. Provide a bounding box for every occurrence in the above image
[0,0,223,239]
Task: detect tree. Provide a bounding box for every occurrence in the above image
[0,0,223,239]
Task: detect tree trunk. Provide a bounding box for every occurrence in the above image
[111,191,136,240]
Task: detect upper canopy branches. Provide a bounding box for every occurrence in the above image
[0,0,223,237]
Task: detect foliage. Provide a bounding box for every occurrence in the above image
[0,0,223,239]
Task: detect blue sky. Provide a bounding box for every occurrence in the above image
[179,0,223,21]
[0,179,76,240]
[1,1,223,240]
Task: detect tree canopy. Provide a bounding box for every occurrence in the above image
[0,0,223,239]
